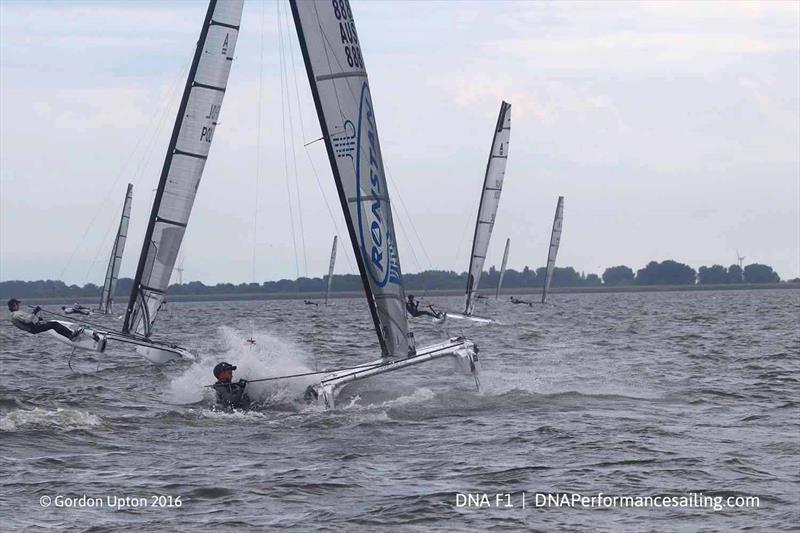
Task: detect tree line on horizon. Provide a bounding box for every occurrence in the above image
[0,260,790,300]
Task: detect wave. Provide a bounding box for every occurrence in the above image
[0,407,101,432]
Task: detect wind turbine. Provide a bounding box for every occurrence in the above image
[736,250,746,270]
[176,256,185,285]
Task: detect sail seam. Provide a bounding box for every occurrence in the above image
[173,149,208,160]
[193,82,226,93]
[210,20,239,30]
[316,71,367,81]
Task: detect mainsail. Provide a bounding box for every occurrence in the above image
[99,183,133,314]
[495,237,510,299]
[542,196,564,304]
[324,235,338,305]
[464,101,512,315]
[291,0,411,358]
[123,0,243,336]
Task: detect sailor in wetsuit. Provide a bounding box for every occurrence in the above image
[510,296,533,307]
[406,294,442,319]
[212,362,251,410]
[7,298,83,340]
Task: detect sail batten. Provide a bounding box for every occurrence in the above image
[99,183,133,314]
[123,0,243,336]
[464,101,512,315]
[291,0,411,358]
[495,238,510,299]
[542,196,565,304]
[324,236,338,305]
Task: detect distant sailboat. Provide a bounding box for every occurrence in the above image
[541,196,564,304]
[495,237,510,299]
[441,101,511,323]
[291,0,479,408]
[98,183,133,315]
[45,1,242,359]
[324,235,337,305]
[122,0,244,363]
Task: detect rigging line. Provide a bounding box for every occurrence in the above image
[277,0,300,278]
[252,0,267,286]
[59,56,190,283]
[452,191,481,272]
[384,170,435,271]
[284,12,355,275]
[280,7,308,277]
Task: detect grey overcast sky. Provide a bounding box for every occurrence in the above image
[1,0,798,285]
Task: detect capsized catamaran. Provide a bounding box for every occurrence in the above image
[541,196,564,304]
[290,0,479,408]
[495,237,510,299]
[440,101,511,323]
[97,183,133,314]
[44,0,243,362]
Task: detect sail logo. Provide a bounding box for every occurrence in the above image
[355,82,400,288]
[332,121,356,160]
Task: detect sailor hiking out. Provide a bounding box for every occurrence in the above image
[510,296,533,307]
[7,298,82,340]
[406,295,442,319]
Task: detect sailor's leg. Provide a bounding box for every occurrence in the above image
[35,321,76,340]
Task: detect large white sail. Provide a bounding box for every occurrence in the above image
[495,237,510,299]
[464,101,512,315]
[99,183,133,314]
[324,235,338,305]
[542,196,564,304]
[291,0,411,358]
[123,0,243,336]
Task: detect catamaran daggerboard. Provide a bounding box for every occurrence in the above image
[49,0,244,363]
[291,0,479,408]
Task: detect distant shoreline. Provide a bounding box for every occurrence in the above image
[16,283,798,305]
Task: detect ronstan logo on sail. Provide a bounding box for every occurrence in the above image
[355,82,399,288]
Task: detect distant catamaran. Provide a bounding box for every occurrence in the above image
[44,1,242,359]
[495,237,510,299]
[122,0,244,362]
[324,235,337,305]
[98,183,133,315]
[541,196,564,304]
[439,101,511,324]
[291,0,479,408]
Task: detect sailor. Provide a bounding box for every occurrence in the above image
[212,362,251,410]
[510,296,533,307]
[62,303,91,315]
[303,300,319,307]
[7,298,83,340]
[406,294,441,319]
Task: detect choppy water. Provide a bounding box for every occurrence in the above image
[1,289,798,531]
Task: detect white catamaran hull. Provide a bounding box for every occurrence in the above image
[438,312,496,324]
[46,321,107,352]
[307,338,480,409]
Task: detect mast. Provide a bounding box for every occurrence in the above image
[123,0,244,335]
[495,237,510,299]
[542,196,564,304]
[291,0,411,358]
[99,183,134,314]
[324,235,338,305]
[464,101,512,315]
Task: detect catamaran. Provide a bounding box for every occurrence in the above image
[46,0,244,363]
[324,235,337,305]
[290,0,479,409]
[97,183,133,314]
[438,101,512,324]
[541,196,564,304]
[495,237,510,299]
